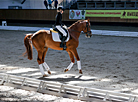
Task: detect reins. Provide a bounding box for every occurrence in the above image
[69,29,81,33]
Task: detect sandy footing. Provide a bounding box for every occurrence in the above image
[0,30,138,101]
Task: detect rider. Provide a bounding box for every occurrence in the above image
[55,6,68,50]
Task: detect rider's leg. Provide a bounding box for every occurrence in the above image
[56,26,67,49]
[56,26,67,36]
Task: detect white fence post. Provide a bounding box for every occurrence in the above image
[2,21,7,26]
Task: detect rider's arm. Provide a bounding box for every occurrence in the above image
[58,12,64,26]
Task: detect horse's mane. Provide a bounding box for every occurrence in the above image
[68,20,85,29]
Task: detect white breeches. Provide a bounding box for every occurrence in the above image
[56,25,67,36]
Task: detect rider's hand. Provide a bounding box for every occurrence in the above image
[63,25,68,29]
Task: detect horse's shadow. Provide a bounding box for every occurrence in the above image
[38,75,96,84]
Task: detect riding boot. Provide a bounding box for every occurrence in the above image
[60,36,67,50]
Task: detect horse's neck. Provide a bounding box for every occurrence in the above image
[69,24,82,39]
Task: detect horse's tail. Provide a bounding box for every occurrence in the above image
[23,34,33,60]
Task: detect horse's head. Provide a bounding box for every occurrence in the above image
[81,19,92,38]
[69,19,92,38]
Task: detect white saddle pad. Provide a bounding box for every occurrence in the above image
[51,29,70,42]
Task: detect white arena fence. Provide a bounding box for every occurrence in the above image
[0,73,138,102]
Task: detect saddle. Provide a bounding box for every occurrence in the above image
[50,28,70,42]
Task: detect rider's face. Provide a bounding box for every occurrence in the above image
[60,10,64,14]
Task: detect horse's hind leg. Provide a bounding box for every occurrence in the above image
[71,49,83,74]
[42,47,51,75]
[37,50,47,77]
[64,51,75,72]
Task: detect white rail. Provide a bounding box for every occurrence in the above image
[0,73,138,102]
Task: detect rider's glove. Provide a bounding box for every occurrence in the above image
[63,25,68,29]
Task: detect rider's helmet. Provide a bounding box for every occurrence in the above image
[57,6,64,11]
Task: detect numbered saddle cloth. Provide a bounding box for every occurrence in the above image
[50,28,70,42]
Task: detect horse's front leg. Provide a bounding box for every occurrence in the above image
[64,51,75,72]
[71,49,83,74]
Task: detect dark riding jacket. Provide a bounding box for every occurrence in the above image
[55,12,64,26]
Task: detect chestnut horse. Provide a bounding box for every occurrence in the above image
[23,19,92,77]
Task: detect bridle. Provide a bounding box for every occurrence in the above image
[83,22,91,35]
[70,21,92,36]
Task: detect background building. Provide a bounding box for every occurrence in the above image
[0,0,65,9]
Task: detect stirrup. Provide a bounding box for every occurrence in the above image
[60,42,67,50]
[63,44,67,50]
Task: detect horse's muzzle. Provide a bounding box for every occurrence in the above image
[85,31,92,38]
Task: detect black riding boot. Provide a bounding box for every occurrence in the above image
[60,36,67,50]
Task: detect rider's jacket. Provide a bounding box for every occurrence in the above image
[55,12,64,26]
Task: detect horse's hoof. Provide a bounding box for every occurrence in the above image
[43,74,47,77]
[48,70,51,75]
[64,69,68,72]
[79,70,83,74]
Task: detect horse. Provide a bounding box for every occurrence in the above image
[23,19,92,77]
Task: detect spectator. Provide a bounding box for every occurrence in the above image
[48,0,53,9]
[44,0,48,9]
[54,0,58,9]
